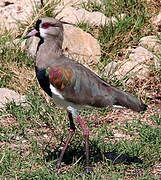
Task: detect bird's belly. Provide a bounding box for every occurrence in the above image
[51,93,69,108]
[50,84,80,112]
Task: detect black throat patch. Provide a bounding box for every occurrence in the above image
[35,19,42,31]
[35,67,52,97]
[34,19,44,52]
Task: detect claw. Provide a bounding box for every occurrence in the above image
[85,167,93,174]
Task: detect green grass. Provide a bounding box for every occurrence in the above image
[0,96,160,179]
[78,0,157,89]
[0,0,161,179]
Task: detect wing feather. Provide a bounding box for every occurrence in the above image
[48,66,73,90]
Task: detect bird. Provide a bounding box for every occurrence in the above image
[24,17,147,173]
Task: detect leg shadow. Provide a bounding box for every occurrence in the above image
[44,140,143,166]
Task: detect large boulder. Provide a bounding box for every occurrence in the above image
[63,24,101,66]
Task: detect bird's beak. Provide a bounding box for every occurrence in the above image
[23,29,39,39]
[60,21,74,26]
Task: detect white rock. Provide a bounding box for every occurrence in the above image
[105,61,118,78]
[59,0,101,7]
[117,47,153,78]
[129,46,154,63]
[0,88,26,108]
[110,47,157,82]
[151,12,161,31]
[139,36,161,55]
[54,6,125,26]
[139,36,161,68]
[0,0,41,34]
[63,24,101,65]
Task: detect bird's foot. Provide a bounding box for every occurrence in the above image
[56,161,61,169]
[85,167,93,174]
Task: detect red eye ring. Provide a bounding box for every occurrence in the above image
[41,23,51,29]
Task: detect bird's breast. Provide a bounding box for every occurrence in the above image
[49,84,80,113]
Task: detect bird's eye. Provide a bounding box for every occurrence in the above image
[41,23,51,29]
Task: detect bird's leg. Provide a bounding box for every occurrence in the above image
[76,115,91,173]
[56,111,76,168]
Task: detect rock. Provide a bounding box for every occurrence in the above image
[0,0,41,34]
[139,36,161,55]
[0,88,26,108]
[129,46,155,62]
[25,24,101,66]
[54,6,125,26]
[117,47,154,79]
[104,61,118,78]
[113,130,131,140]
[139,36,161,68]
[59,0,101,7]
[63,24,101,65]
[151,12,161,31]
[107,46,158,82]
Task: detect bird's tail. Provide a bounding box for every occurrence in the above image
[112,87,147,112]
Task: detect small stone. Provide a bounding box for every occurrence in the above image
[151,12,161,31]
[0,0,41,34]
[115,47,153,80]
[104,61,118,78]
[0,88,26,109]
[106,46,159,83]
[54,6,125,26]
[139,36,161,55]
[59,0,101,7]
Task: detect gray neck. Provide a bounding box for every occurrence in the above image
[36,35,64,68]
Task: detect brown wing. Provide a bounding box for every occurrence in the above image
[47,61,115,107]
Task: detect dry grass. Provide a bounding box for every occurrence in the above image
[1,62,35,93]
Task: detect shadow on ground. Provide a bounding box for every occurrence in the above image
[44,141,143,166]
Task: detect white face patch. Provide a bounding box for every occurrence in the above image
[50,84,64,100]
[39,27,47,38]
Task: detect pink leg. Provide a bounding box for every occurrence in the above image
[76,115,91,173]
[56,111,76,168]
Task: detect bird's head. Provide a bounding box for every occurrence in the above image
[24,17,71,39]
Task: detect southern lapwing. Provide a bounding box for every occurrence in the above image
[24,17,147,173]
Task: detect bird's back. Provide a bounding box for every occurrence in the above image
[40,56,146,112]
